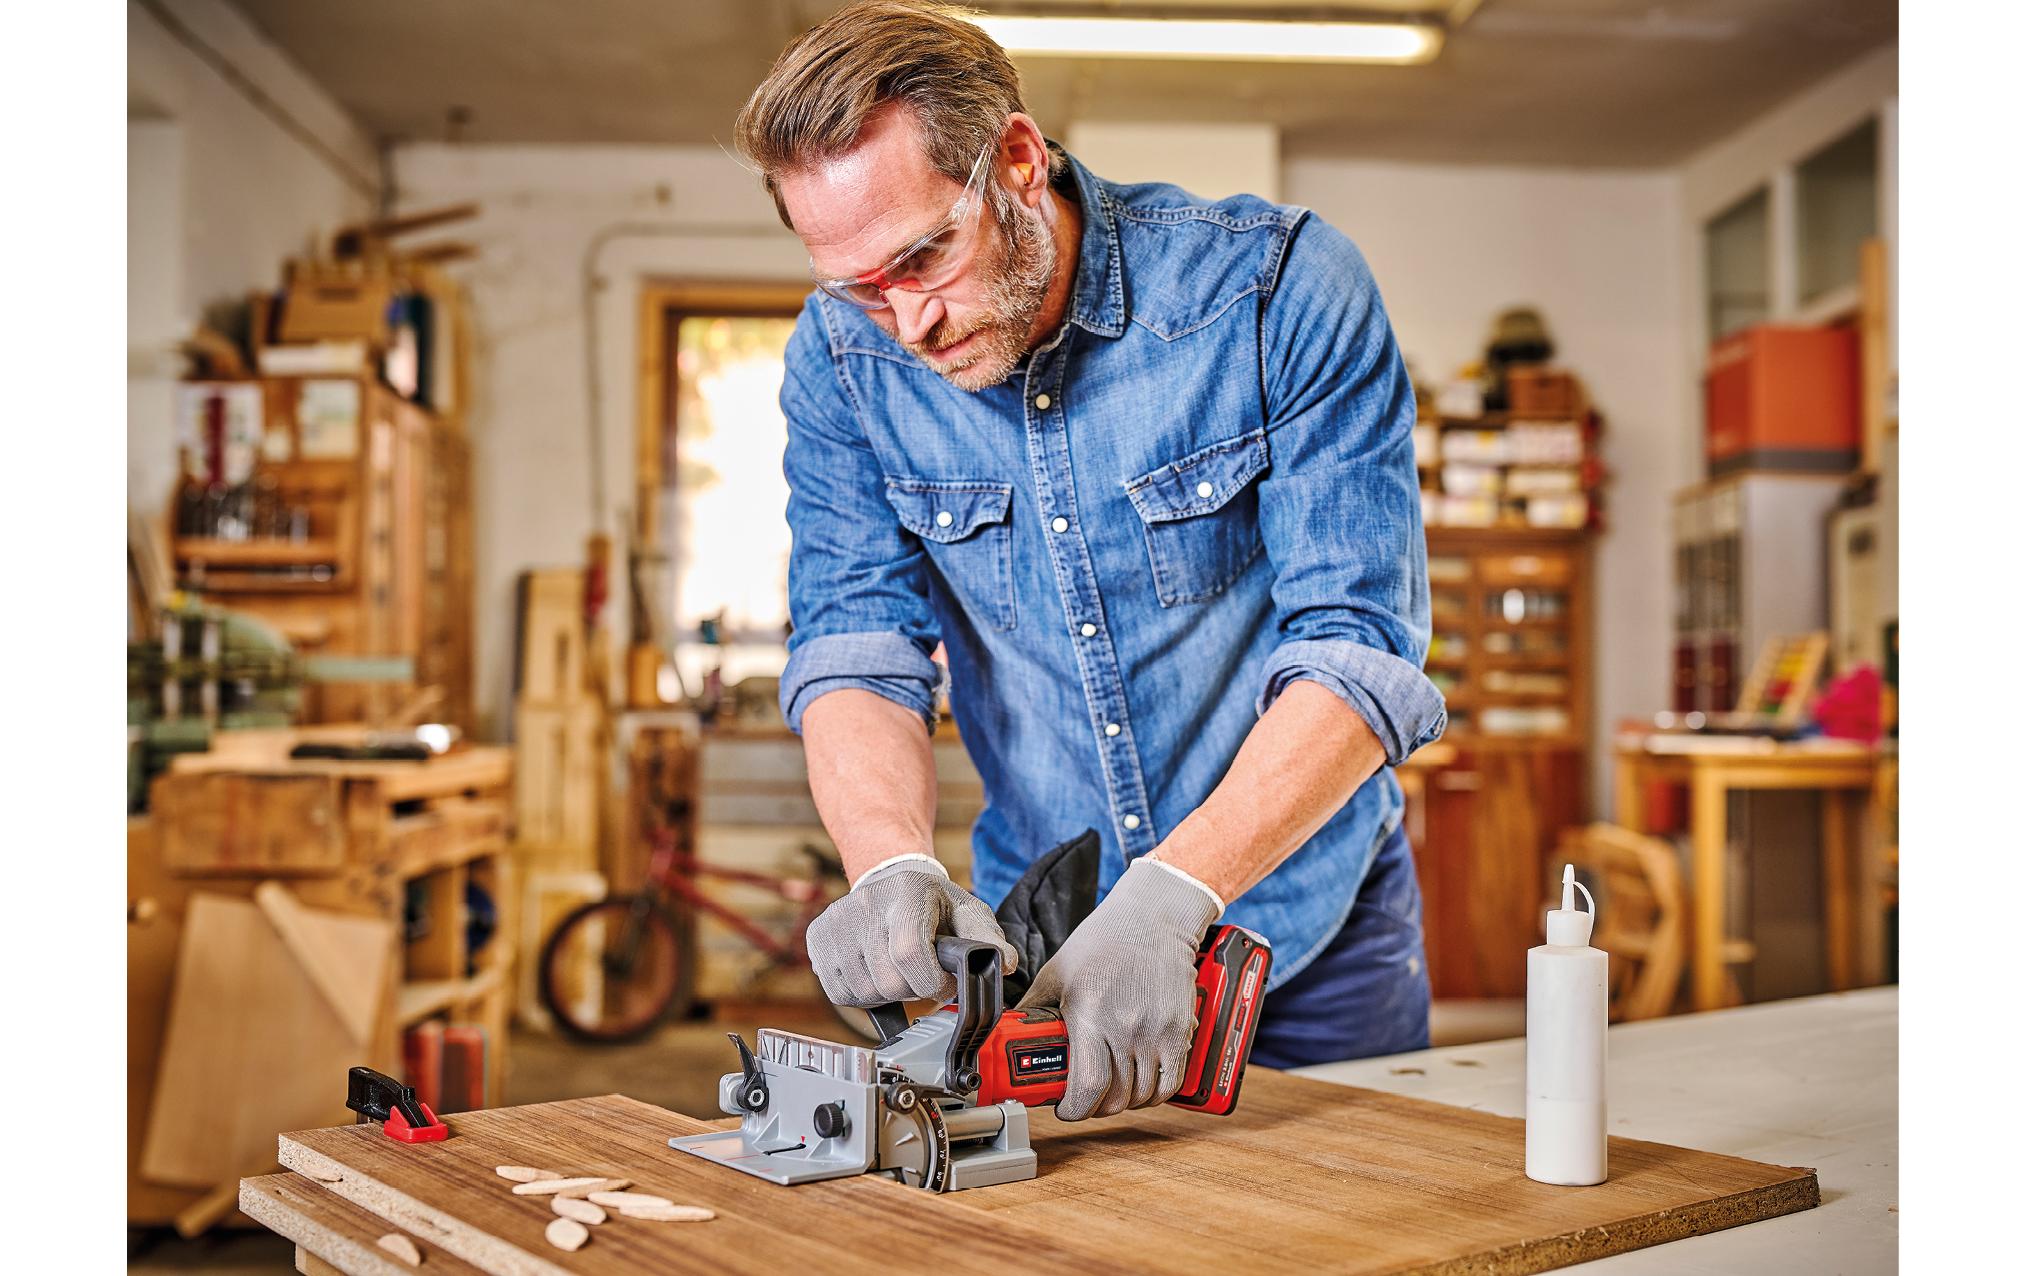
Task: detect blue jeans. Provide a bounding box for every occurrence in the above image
[1249,823,1432,1068]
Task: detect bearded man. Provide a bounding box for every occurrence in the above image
[741,1,1446,1120]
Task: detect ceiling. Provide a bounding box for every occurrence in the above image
[227,0,1896,167]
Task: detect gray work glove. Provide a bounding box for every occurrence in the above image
[1016,858,1222,1121]
[805,856,1017,1007]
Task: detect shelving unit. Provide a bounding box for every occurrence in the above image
[1415,526,1593,1000]
[171,376,473,730]
[130,739,514,1226]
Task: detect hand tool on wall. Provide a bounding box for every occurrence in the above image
[670,926,1270,1191]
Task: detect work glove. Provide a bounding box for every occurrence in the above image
[805,855,1017,1007]
[1016,858,1222,1121]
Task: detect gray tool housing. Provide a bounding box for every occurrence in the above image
[669,1014,1038,1190]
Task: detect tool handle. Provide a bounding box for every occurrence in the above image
[867,936,1005,1093]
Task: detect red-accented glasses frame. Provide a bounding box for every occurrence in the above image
[809,142,996,311]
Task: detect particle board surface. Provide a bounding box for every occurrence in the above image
[277,1093,1095,1275]
[242,1173,488,1276]
[272,1071,1815,1275]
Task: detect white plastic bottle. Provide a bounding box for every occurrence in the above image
[1525,863,1608,1185]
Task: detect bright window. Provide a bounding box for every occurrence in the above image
[667,313,799,690]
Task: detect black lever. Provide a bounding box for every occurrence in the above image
[867,937,1003,1093]
[728,1033,769,1112]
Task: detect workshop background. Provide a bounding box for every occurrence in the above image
[125,0,1900,1267]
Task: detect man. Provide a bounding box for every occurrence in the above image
[740,1,1446,1121]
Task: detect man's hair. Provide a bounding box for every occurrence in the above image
[735,1,1051,230]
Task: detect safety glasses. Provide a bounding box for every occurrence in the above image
[810,142,995,311]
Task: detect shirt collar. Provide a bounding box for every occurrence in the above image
[1052,144,1128,339]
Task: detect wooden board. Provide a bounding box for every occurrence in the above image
[142,892,396,1188]
[273,1072,1816,1275]
[277,1095,1095,1275]
[242,1173,488,1276]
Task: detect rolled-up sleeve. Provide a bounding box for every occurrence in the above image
[1253,216,1447,765]
[776,297,944,735]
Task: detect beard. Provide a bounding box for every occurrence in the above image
[904,181,1057,392]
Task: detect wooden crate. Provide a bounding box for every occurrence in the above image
[515,569,587,702]
[132,741,515,1228]
[512,700,607,856]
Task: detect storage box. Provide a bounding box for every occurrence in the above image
[1704,325,1858,477]
[1506,368,1583,419]
[280,262,393,344]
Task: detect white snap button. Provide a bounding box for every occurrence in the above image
[1035,393,1052,410]
[1122,814,1141,831]
[1079,622,1097,637]
[1196,481,1214,498]
[935,510,953,528]
[1051,516,1069,533]
[1104,722,1121,737]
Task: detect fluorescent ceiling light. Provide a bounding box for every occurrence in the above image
[968,14,1443,65]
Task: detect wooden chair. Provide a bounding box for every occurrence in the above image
[1549,823,1754,1021]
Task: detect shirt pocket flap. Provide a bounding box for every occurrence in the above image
[1123,428,1270,525]
[884,478,1014,543]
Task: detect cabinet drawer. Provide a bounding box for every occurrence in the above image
[1478,553,1574,588]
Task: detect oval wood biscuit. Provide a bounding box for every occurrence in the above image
[551,1197,606,1225]
[545,1217,590,1252]
[619,1203,716,1222]
[554,1177,630,1198]
[586,1191,669,1209]
[376,1233,423,1266]
[512,1176,610,1196]
[495,1166,563,1183]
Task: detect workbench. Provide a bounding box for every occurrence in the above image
[1612,737,1888,1009]
[1299,987,1898,1274]
[238,994,1863,1274]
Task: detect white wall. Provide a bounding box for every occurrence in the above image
[392,144,806,738]
[126,0,379,520]
[1286,159,1685,806]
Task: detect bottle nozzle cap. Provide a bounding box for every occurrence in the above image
[1546,862,1596,946]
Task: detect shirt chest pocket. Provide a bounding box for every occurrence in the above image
[883,477,1017,632]
[1123,428,1270,607]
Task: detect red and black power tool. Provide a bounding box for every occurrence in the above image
[870,925,1272,1117]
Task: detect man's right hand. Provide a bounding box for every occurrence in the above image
[804,856,1018,1007]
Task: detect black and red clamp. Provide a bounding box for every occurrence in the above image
[346,1066,449,1143]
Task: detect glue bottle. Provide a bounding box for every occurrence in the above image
[1526,863,1607,1185]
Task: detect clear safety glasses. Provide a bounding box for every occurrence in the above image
[810,143,996,311]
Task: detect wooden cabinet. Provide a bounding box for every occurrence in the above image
[1413,529,1593,999]
[172,377,472,730]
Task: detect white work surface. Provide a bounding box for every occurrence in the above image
[1296,987,1898,1274]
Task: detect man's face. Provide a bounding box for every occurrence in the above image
[781,107,1055,392]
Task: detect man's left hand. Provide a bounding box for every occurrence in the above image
[1014,858,1222,1120]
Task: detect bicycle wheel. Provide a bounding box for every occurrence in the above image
[539,895,692,1043]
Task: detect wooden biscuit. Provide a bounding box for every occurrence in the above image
[376,1233,423,1266]
[551,1196,607,1225]
[545,1217,590,1252]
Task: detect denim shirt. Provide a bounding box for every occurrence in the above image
[776,150,1446,988]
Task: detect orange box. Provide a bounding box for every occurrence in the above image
[1704,325,1858,476]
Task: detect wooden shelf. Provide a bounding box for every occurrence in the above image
[173,537,343,567]
[397,965,503,1027]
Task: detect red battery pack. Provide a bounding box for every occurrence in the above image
[975,924,1272,1116]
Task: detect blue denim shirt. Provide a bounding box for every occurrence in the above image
[776,151,1446,988]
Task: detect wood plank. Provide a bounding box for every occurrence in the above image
[279,1094,1096,1276]
[242,1173,489,1276]
[275,1073,1815,1276]
[986,1069,1817,1275]
[256,882,385,1044]
[141,893,396,1188]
